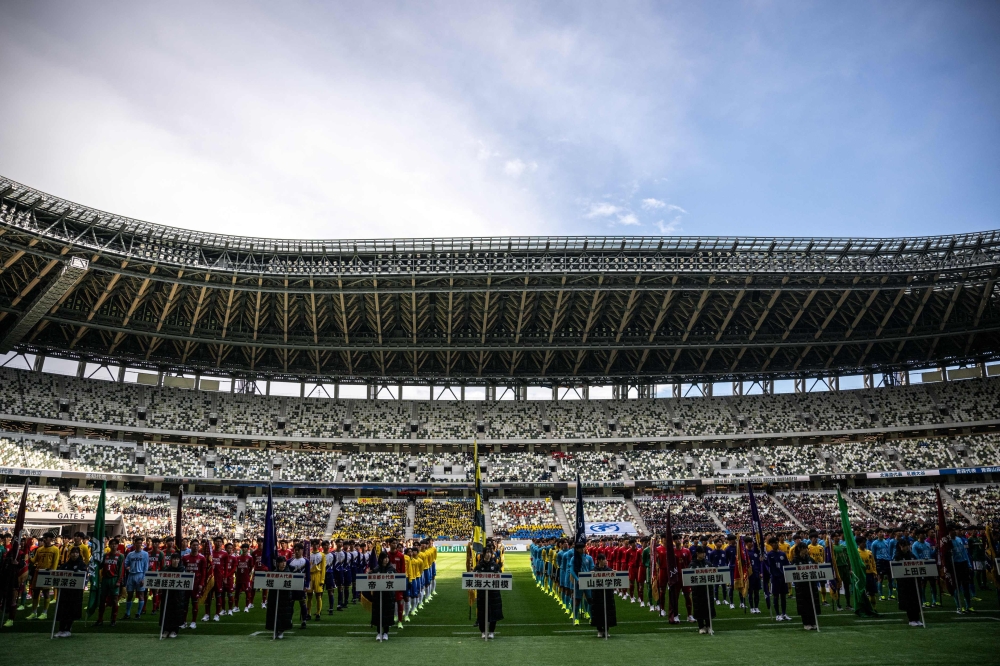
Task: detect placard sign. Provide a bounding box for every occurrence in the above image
[254,571,305,591]
[34,570,87,589]
[682,567,733,587]
[782,563,834,583]
[144,571,196,590]
[462,572,513,590]
[356,573,407,591]
[578,571,630,590]
[890,560,938,579]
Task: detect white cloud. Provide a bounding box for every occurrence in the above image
[641,197,666,209]
[584,202,621,218]
[617,212,640,225]
[503,158,538,178]
[656,218,682,234]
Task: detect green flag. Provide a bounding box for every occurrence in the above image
[836,488,877,617]
[86,481,107,616]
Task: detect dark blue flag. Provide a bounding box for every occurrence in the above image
[574,473,586,545]
[262,484,277,570]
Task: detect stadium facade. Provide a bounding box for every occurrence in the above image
[0,176,998,540]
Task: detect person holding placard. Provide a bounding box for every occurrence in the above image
[53,546,87,637]
[892,540,923,626]
[161,552,189,639]
[589,552,618,638]
[791,543,820,631]
[264,557,294,639]
[369,551,396,641]
[474,546,504,639]
[690,546,716,635]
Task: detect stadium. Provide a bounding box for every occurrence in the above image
[0,175,998,662]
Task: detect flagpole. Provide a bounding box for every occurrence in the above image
[809,578,819,633]
[160,590,168,639]
[50,591,60,639]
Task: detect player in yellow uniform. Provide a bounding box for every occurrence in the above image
[807,532,828,604]
[857,539,878,608]
[308,539,326,620]
[28,533,61,620]
[427,539,438,597]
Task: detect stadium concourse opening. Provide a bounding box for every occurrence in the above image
[0,177,998,659]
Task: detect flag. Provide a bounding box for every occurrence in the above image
[86,481,107,616]
[574,473,586,546]
[836,488,877,617]
[471,439,486,553]
[262,484,277,571]
[9,479,29,550]
[733,536,750,597]
[746,482,767,567]
[935,488,956,594]
[664,504,677,587]
[175,486,183,546]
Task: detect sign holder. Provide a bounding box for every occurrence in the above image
[681,567,733,636]
[782,564,833,633]
[254,571,305,640]
[34,570,87,639]
[143,571,196,639]
[890,560,937,628]
[462,572,513,642]
[355,574,407,641]
[577,571,628,639]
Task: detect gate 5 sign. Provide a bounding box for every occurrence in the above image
[34,570,87,589]
[144,571,195,590]
[462,572,513,591]
[782,563,834,583]
[890,560,938,579]
[254,571,305,591]
[682,567,733,587]
[578,571,629,590]
[356,573,407,591]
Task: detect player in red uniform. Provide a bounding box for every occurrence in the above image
[626,538,640,602]
[206,536,231,621]
[223,542,238,615]
[234,543,255,612]
[252,537,269,609]
[181,540,208,629]
[663,534,693,624]
[386,539,407,627]
[147,538,165,612]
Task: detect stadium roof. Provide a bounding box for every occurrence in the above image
[0,175,998,386]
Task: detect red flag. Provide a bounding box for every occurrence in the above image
[935,488,955,593]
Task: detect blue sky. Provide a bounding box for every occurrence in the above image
[0,1,997,241]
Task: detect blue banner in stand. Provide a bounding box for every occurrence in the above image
[356,573,407,591]
[585,521,638,536]
[462,572,514,590]
[254,571,305,591]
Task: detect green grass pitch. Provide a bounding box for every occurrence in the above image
[3,553,998,665]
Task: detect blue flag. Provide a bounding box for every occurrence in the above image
[262,484,277,570]
[574,473,586,545]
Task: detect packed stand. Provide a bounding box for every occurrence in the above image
[776,491,878,532]
[947,485,1000,525]
[634,495,718,533]
[564,499,632,524]
[489,499,563,539]
[70,491,172,536]
[702,493,794,532]
[244,498,335,540]
[413,499,474,540]
[333,499,408,539]
[0,486,60,520]
[850,488,966,529]
[181,495,239,541]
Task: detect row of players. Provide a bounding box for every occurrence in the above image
[530,524,989,627]
[0,531,439,638]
